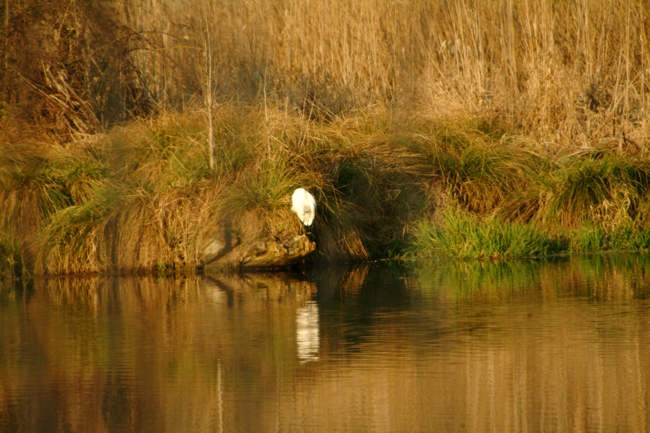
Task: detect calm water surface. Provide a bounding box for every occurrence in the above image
[2,255,650,432]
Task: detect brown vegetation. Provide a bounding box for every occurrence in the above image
[3,0,650,144]
[2,0,650,275]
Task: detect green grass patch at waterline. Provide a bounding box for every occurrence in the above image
[408,208,560,260]
[566,224,650,253]
[408,207,650,260]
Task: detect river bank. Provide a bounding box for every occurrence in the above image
[2,105,650,278]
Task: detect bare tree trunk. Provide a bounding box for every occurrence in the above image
[2,0,8,102]
[203,1,215,171]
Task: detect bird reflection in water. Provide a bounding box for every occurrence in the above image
[296,301,320,363]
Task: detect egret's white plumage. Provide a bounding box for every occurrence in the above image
[291,188,316,226]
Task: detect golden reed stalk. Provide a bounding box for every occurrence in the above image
[118,0,650,149]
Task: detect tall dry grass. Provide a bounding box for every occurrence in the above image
[116,0,650,149]
[5,0,648,147]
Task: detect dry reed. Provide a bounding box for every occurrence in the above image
[114,0,650,149]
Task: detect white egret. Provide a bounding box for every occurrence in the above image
[291,188,316,226]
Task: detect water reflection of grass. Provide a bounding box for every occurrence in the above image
[409,254,650,301]
[411,259,543,300]
[0,272,319,432]
[2,259,650,431]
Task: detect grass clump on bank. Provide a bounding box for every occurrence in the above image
[410,209,650,261]
[0,106,428,276]
[410,208,556,260]
[408,144,650,260]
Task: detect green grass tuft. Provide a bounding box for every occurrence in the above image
[551,153,650,227]
[409,207,554,260]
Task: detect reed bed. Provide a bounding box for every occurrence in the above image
[3,0,650,143]
[118,0,650,148]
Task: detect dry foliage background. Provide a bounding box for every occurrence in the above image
[2,0,649,148]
